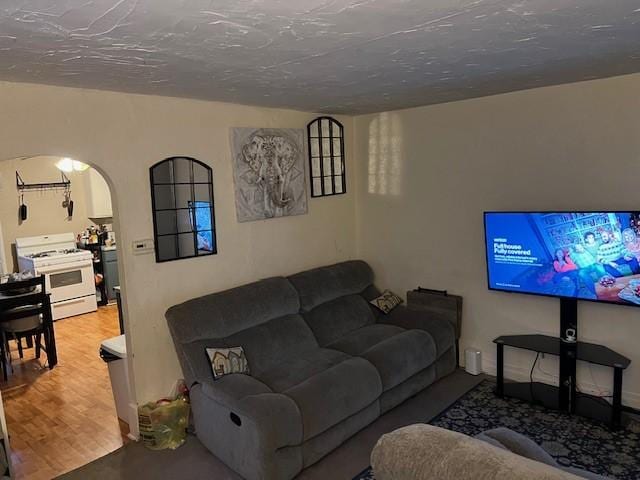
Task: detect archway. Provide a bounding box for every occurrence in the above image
[0,154,138,478]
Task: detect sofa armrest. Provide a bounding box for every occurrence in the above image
[379,305,456,358]
[198,372,272,403]
[195,375,303,449]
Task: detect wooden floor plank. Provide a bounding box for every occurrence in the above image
[1,305,129,479]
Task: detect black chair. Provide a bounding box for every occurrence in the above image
[0,275,57,381]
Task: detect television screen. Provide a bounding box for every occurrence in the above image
[484,212,640,305]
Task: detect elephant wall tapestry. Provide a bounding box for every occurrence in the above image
[230,128,308,222]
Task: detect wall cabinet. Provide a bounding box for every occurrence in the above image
[84,168,112,218]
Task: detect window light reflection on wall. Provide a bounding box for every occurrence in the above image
[368,112,403,195]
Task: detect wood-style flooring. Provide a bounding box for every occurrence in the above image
[1,305,128,480]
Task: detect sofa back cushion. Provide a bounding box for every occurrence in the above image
[303,295,375,346]
[175,314,318,386]
[225,314,318,378]
[167,277,299,343]
[288,261,376,346]
[288,260,374,312]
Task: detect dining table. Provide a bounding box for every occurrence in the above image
[0,277,58,370]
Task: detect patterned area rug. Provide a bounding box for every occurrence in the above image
[354,380,640,480]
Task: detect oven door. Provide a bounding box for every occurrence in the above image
[36,259,96,304]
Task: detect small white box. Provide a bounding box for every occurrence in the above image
[465,348,482,375]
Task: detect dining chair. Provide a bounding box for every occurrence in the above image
[0,275,54,381]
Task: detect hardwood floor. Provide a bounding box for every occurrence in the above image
[1,305,128,480]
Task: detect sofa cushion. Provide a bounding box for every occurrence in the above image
[282,357,382,440]
[303,294,376,346]
[381,306,455,357]
[255,348,351,393]
[288,260,373,312]
[360,329,437,391]
[328,324,438,392]
[327,324,405,356]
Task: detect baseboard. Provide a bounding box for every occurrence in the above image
[482,359,640,410]
[127,402,140,440]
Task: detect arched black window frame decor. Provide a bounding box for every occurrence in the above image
[307,116,346,197]
[150,156,217,263]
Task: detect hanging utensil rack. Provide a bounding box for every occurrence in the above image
[16,171,71,192]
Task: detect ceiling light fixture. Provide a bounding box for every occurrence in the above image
[55,157,90,172]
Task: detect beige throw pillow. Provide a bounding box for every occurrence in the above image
[370,290,403,314]
[206,346,250,380]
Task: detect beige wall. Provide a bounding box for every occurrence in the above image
[0,156,97,271]
[4,71,638,413]
[354,73,640,408]
[0,81,357,405]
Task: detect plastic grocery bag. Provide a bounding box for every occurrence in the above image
[139,381,190,450]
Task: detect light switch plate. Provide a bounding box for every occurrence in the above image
[132,239,154,255]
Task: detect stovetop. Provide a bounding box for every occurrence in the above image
[27,248,84,259]
[19,249,93,270]
[28,250,56,258]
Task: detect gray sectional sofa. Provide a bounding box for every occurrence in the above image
[166,260,459,480]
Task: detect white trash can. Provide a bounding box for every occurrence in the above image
[100,334,131,423]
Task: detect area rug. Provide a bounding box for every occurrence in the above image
[353,380,640,480]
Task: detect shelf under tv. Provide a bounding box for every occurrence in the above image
[494,329,631,429]
[498,381,627,427]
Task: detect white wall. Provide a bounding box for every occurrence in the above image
[0,81,356,403]
[354,73,640,407]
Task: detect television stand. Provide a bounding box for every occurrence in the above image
[494,334,630,429]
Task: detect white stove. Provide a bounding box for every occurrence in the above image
[17,233,97,320]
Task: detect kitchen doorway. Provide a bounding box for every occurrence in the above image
[0,155,134,479]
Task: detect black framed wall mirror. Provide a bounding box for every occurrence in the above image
[150,157,217,262]
[307,116,346,197]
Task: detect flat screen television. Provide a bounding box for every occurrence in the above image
[484,212,640,307]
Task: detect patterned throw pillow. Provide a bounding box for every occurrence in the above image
[206,347,250,380]
[370,290,403,314]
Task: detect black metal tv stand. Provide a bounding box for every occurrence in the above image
[494,298,631,429]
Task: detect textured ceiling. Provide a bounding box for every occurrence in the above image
[1,0,639,114]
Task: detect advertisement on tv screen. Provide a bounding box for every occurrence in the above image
[484,212,640,305]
